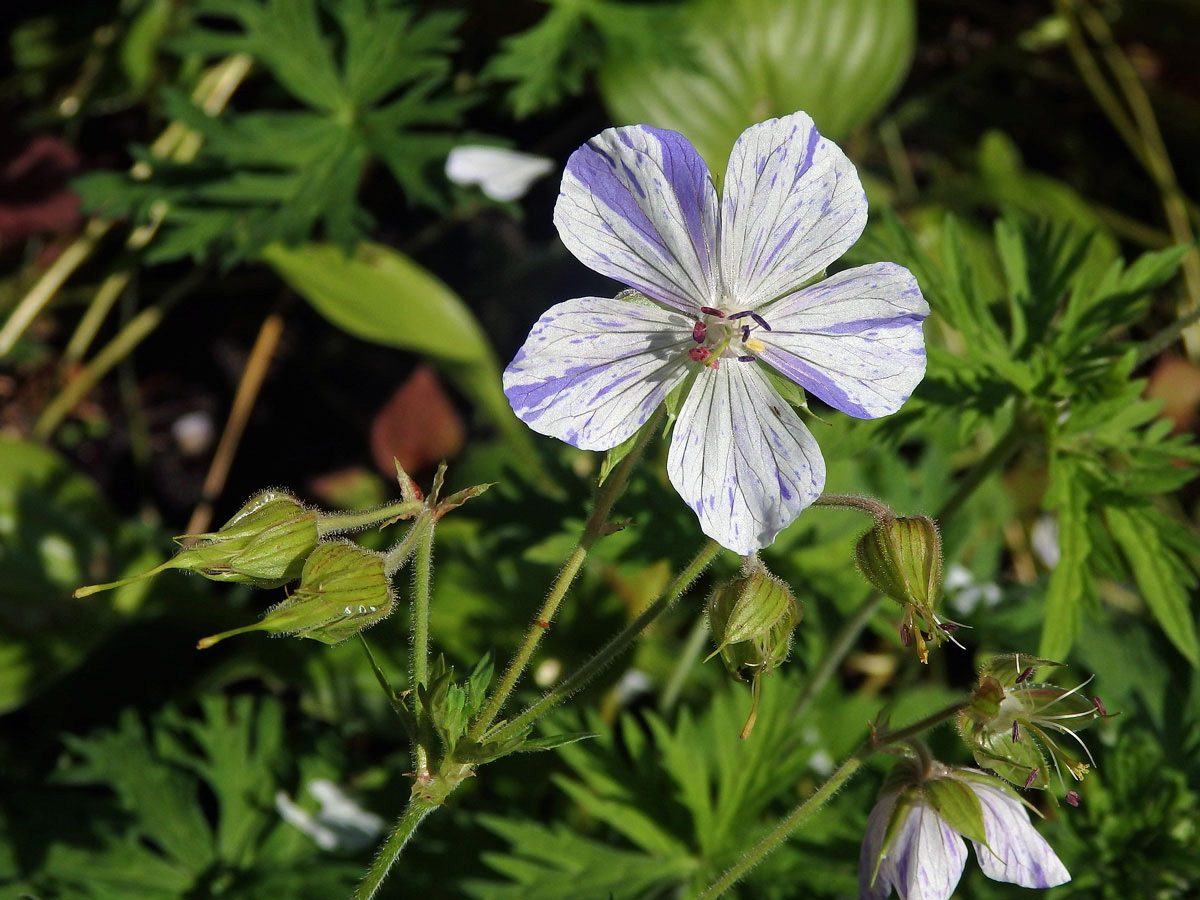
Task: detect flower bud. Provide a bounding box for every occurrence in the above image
[957,654,1108,792]
[705,558,800,681]
[198,541,393,648]
[855,514,954,663]
[74,490,318,597]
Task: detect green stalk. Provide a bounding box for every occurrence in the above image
[488,539,722,743]
[316,499,425,536]
[352,795,439,900]
[469,409,665,741]
[411,522,436,778]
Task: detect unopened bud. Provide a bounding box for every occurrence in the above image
[75,491,318,597]
[198,541,392,648]
[705,558,800,681]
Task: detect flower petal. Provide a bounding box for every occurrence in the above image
[880,805,967,900]
[969,782,1071,888]
[720,111,867,308]
[859,792,899,900]
[445,146,554,201]
[503,296,692,451]
[756,263,929,419]
[555,125,720,314]
[666,362,824,555]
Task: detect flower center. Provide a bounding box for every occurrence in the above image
[688,306,771,369]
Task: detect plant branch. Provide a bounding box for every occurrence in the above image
[352,794,439,900]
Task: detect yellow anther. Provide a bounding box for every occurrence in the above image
[744,338,766,353]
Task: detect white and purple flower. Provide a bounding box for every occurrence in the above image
[860,768,1071,900]
[503,112,929,554]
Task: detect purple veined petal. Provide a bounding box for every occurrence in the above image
[969,782,1071,888]
[720,111,868,308]
[879,804,967,900]
[755,263,929,419]
[665,362,825,555]
[503,296,693,451]
[859,792,900,900]
[555,125,720,315]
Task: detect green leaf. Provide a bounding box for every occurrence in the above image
[598,0,916,172]
[1039,456,1092,662]
[1106,505,1200,666]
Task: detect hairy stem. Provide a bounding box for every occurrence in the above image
[489,539,722,743]
[469,410,664,739]
[411,522,436,779]
[352,795,439,900]
[317,499,426,537]
[813,493,894,520]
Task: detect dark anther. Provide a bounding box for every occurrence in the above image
[700,306,725,317]
[938,622,961,632]
[920,630,932,641]
[738,355,756,362]
[1024,769,1039,789]
[1016,666,1033,683]
[693,321,707,343]
[1011,722,1020,744]
[1065,790,1080,807]
[899,623,911,646]
[727,310,752,320]
[750,312,772,331]
[741,324,750,342]
[1092,696,1107,716]
[688,347,711,362]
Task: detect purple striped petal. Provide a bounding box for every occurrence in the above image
[969,782,1070,888]
[503,296,692,451]
[666,363,824,555]
[555,125,720,315]
[720,112,867,308]
[879,804,967,900]
[860,792,900,900]
[755,263,929,419]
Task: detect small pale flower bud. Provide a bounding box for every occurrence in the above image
[198,541,392,648]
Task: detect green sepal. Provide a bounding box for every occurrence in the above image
[599,422,649,486]
[970,727,1050,789]
[980,653,1063,688]
[924,776,988,846]
[516,731,599,752]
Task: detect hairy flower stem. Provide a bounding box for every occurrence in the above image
[697,701,968,900]
[812,493,894,520]
[316,499,425,537]
[469,409,666,740]
[487,539,723,743]
[411,523,436,778]
[353,794,439,900]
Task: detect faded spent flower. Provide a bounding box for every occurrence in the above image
[860,761,1070,900]
[503,112,929,554]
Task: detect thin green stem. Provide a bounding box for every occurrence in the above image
[662,612,711,713]
[470,409,665,740]
[490,538,722,743]
[61,269,130,370]
[813,493,894,520]
[33,267,205,440]
[411,522,435,778]
[383,516,433,577]
[317,499,425,537]
[697,700,969,899]
[352,795,439,900]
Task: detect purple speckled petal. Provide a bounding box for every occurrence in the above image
[666,363,824,555]
[969,781,1070,888]
[720,112,868,308]
[555,125,720,314]
[877,804,967,900]
[756,263,929,419]
[859,792,900,900]
[503,296,692,451]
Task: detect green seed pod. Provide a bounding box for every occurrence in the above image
[75,490,318,598]
[705,559,800,682]
[198,541,393,648]
[856,515,942,609]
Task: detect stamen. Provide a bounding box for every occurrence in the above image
[1024,769,1039,789]
[688,346,711,363]
[1092,696,1107,716]
[744,338,766,353]
[1012,722,1021,743]
[899,623,911,647]
[741,324,750,342]
[737,355,756,362]
[700,306,725,318]
[1065,790,1080,807]
[1016,666,1033,683]
[693,321,707,343]
[750,312,772,331]
[937,622,961,632]
[727,311,752,320]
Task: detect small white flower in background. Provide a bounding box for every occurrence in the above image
[944,563,1002,617]
[503,112,929,554]
[1031,514,1060,569]
[445,145,555,201]
[275,779,384,853]
[860,764,1070,900]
